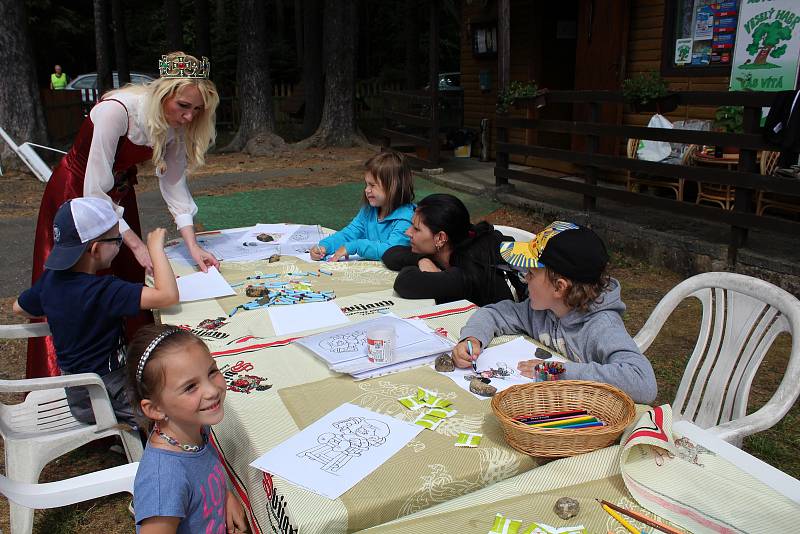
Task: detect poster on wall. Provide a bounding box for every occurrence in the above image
[711,1,739,64]
[729,0,800,91]
[675,37,694,65]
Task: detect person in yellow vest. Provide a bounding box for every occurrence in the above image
[50,64,68,90]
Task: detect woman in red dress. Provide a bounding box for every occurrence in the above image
[29,52,220,378]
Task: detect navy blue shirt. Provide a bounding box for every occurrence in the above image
[18,270,142,375]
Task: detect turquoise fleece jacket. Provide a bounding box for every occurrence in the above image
[319,203,415,260]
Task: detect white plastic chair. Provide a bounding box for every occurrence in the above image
[0,126,65,183]
[0,322,143,534]
[634,272,800,447]
[0,462,137,523]
[494,224,535,243]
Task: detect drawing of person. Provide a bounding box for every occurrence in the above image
[297,417,391,474]
[320,332,366,354]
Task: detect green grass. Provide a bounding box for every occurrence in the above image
[194,176,500,231]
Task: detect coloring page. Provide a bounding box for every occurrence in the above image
[250,403,421,499]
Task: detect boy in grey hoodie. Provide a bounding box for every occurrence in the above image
[452,221,657,404]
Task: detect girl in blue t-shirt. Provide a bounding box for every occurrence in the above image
[126,324,248,534]
[310,151,415,261]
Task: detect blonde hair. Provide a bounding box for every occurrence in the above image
[106,52,219,175]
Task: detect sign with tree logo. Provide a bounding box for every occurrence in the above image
[729,0,800,91]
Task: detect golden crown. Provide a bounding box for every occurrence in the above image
[158,55,210,79]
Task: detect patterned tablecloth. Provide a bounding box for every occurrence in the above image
[160,257,549,533]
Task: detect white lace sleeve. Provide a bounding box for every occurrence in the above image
[159,136,197,229]
[85,100,131,232]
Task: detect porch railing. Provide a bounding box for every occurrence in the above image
[494,90,799,262]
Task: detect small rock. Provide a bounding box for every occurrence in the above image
[553,497,580,520]
[257,233,274,242]
[535,347,552,359]
[469,378,497,397]
[434,353,455,372]
[268,254,280,263]
[246,286,269,297]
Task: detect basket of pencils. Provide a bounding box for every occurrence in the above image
[490,380,636,457]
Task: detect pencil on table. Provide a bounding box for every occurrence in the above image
[599,502,641,534]
[598,499,684,534]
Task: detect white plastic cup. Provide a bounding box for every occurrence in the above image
[366,326,395,364]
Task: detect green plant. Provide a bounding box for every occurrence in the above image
[496,80,539,113]
[621,71,669,105]
[714,105,744,134]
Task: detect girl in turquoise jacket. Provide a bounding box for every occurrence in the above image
[311,151,415,261]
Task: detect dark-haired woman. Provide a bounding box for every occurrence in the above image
[382,194,527,306]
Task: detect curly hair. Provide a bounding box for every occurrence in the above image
[545,265,612,313]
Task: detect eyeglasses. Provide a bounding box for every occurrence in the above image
[96,236,123,246]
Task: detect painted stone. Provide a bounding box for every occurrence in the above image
[553,497,580,519]
[469,378,497,397]
[434,353,455,372]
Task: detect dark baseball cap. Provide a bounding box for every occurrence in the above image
[45,197,119,271]
[498,221,609,283]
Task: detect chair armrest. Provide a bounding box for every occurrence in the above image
[0,322,51,339]
[0,373,120,431]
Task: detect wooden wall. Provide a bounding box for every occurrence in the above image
[460,0,732,165]
[625,0,729,127]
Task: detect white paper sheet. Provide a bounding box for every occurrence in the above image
[295,315,454,370]
[166,229,282,263]
[267,300,350,336]
[176,266,236,302]
[250,403,422,499]
[437,337,565,398]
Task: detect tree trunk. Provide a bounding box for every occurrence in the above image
[404,0,420,90]
[275,0,286,45]
[297,0,367,148]
[165,0,184,51]
[195,0,212,58]
[294,0,303,69]
[754,46,772,64]
[301,0,323,137]
[111,0,130,86]
[223,0,284,154]
[94,0,114,94]
[0,0,48,171]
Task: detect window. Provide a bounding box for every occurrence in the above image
[71,76,97,89]
[661,0,741,76]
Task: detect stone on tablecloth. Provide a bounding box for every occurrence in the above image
[246,286,270,297]
[268,254,280,263]
[553,496,580,519]
[535,347,552,359]
[469,378,497,397]
[257,233,274,242]
[434,353,455,372]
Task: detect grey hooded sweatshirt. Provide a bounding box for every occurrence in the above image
[460,278,657,404]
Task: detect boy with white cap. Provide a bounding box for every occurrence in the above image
[14,197,179,425]
[452,221,657,404]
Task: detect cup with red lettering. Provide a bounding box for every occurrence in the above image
[366,326,395,364]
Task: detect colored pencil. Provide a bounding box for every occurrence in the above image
[516,412,591,425]
[512,409,588,422]
[544,420,603,429]
[529,415,596,427]
[600,503,641,534]
[597,500,684,534]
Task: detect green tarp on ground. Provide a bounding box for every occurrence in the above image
[194,177,499,231]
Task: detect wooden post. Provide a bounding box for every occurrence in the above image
[429,0,440,165]
[728,105,759,264]
[583,101,599,210]
[495,0,510,185]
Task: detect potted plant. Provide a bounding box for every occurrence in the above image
[713,105,744,154]
[496,81,548,114]
[621,71,678,113]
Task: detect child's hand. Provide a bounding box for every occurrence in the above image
[146,228,167,249]
[226,490,248,533]
[328,246,348,262]
[517,359,545,379]
[452,337,481,368]
[309,244,327,261]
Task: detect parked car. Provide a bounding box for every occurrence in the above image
[66,71,155,115]
[437,72,462,92]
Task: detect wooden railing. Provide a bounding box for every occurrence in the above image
[494,90,799,262]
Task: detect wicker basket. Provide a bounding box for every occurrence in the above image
[491,380,636,458]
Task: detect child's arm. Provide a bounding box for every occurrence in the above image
[226,490,248,533]
[337,217,412,261]
[315,209,368,260]
[460,299,533,348]
[138,516,180,534]
[140,228,180,309]
[12,299,41,319]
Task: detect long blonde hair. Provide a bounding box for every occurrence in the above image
[106,53,219,175]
